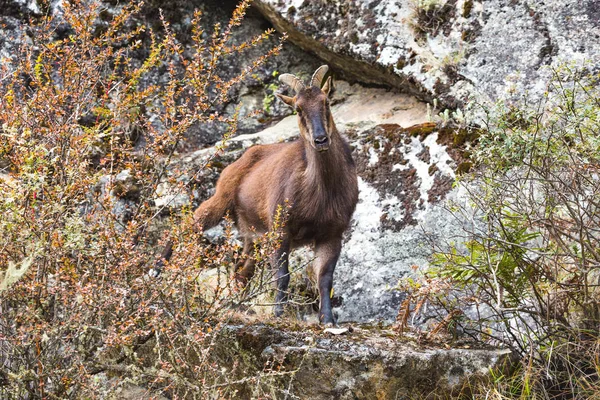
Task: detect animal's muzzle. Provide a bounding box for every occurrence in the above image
[314,135,329,151]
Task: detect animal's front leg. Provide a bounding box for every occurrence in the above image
[314,238,342,325]
[272,239,291,317]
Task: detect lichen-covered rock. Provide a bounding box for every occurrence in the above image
[211,323,513,399]
[254,0,600,108]
[110,322,513,398]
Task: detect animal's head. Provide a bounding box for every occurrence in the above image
[276,65,333,152]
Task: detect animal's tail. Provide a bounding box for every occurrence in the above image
[150,171,237,277]
[150,145,262,277]
[191,194,232,233]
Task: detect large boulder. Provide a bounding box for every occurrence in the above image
[254,0,600,108]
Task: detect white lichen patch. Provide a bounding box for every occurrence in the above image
[392,163,409,171]
[368,146,379,166]
[403,139,433,207]
[402,131,455,218]
[381,195,405,222]
[378,46,402,65]
[351,177,383,235]
[348,42,375,58]
[423,132,455,177]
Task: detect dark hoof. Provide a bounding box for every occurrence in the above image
[274,306,285,318]
[319,313,336,326]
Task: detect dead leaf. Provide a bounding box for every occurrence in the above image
[324,327,349,335]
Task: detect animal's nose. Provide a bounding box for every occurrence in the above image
[314,136,328,145]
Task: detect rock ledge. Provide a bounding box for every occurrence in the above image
[214,323,513,399]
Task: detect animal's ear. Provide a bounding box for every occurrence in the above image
[321,76,332,96]
[276,93,295,108]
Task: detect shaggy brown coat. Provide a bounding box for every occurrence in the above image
[156,66,358,325]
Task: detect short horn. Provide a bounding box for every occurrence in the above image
[279,74,305,94]
[311,65,329,88]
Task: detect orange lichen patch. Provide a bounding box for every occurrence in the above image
[405,121,437,138]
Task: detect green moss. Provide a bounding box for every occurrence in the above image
[396,57,407,70]
[456,161,472,174]
[406,122,437,138]
[462,0,473,18]
[458,128,480,147]
[438,126,480,147]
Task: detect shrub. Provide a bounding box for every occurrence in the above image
[399,64,600,398]
[0,0,289,397]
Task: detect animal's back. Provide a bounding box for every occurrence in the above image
[231,141,304,235]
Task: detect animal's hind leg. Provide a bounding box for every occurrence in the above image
[152,193,229,277]
[272,239,291,317]
[235,237,256,285]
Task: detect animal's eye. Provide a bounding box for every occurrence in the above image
[296,107,303,115]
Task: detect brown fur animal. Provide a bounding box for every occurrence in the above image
[154,65,358,325]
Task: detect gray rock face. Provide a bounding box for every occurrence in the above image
[254,0,600,107]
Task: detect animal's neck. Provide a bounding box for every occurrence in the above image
[303,127,348,190]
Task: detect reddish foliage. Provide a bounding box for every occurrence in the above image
[0,1,287,397]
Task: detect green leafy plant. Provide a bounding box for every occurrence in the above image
[399,63,600,398]
[262,82,279,115]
